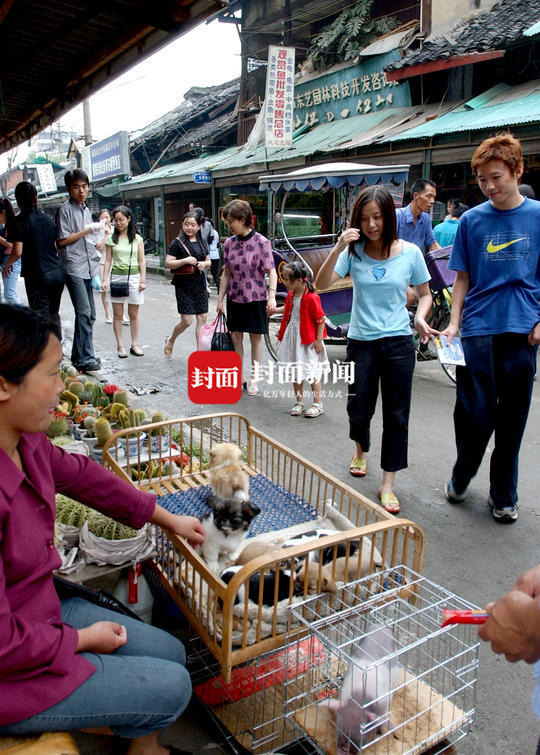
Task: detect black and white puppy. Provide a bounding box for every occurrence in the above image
[220,564,293,606]
[199,495,260,572]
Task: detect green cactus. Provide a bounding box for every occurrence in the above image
[46,416,70,439]
[51,435,75,447]
[55,495,138,539]
[66,365,77,377]
[113,390,129,406]
[83,416,97,436]
[100,402,125,421]
[60,390,80,412]
[151,411,167,435]
[67,380,84,397]
[91,383,107,407]
[135,409,147,424]
[95,418,113,448]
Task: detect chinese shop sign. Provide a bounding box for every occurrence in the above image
[265,45,295,148]
[293,51,411,129]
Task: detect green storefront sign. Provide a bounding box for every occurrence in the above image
[294,51,411,128]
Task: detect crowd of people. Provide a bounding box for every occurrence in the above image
[0,131,539,750]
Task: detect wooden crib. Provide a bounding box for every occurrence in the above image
[103,412,425,686]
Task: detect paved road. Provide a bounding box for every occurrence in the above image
[54,272,540,753]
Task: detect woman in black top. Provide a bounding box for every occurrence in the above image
[4,182,64,335]
[164,211,210,358]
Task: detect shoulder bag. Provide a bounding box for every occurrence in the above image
[110,241,134,297]
[173,238,196,275]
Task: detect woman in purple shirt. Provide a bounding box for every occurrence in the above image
[217,200,277,395]
[0,303,205,754]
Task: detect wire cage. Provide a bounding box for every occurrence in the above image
[284,566,480,754]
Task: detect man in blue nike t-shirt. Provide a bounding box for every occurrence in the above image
[442,134,540,523]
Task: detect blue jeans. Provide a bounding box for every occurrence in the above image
[452,334,537,507]
[64,274,98,368]
[0,598,191,739]
[346,336,415,472]
[0,256,21,304]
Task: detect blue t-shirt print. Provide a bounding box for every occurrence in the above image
[369,265,387,282]
[483,232,528,261]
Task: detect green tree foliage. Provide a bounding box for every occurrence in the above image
[306,0,398,71]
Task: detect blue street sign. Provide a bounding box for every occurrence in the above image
[193,171,212,184]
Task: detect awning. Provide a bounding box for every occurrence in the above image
[258,162,409,192]
[382,80,540,142]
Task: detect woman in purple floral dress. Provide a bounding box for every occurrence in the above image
[217,200,277,395]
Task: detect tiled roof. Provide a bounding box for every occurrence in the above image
[132,78,240,147]
[168,111,237,151]
[386,0,538,71]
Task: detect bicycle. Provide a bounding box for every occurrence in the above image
[143,238,160,255]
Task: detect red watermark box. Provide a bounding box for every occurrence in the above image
[188,351,242,404]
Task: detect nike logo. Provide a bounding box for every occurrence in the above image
[487,237,526,253]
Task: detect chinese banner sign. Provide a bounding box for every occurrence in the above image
[264,45,295,148]
[188,351,242,404]
[293,51,411,129]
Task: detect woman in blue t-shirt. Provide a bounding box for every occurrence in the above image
[316,186,434,514]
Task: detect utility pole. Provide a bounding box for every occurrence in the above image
[83,99,92,146]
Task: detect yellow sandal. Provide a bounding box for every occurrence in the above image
[349,456,367,477]
[377,489,400,515]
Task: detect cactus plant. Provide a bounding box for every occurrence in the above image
[55,496,138,539]
[83,416,97,437]
[66,365,77,378]
[150,411,167,435]
[95,418,113,448]
[113,390,129,406]
[118,408,147,438]
[67,380,84,397]
[59,389,79,413]
[46,415,71,439]
[100,402,125,422]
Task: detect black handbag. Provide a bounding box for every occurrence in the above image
[53,574,142,621]
[110,242,134,296]
[211,312,234,351]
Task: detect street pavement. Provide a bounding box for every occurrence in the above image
[28,271,540,752]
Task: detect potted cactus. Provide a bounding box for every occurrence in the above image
[46,412,71,440]
[116,408,147,458]
[80,416,98,449]
[145,411,170,454]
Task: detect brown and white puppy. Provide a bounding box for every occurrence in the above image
[294,561,337,596]
[234,541,277,565]
[209,442,249,501]
[332,553,375,583]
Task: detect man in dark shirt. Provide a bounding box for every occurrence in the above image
[4,182,64,336]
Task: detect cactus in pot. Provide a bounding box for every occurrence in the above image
[66,380,84,397]
[46,414,71,439]
[83,416,97,437]
[59,389,79,414]
[95,418,113,449]
[113,390,129,406]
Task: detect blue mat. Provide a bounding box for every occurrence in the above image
[158,474,318,536]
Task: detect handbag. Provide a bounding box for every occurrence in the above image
[198,316,219,350]
[172,238,196,275]
[110,241,134,296]
[211,312,234,351]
